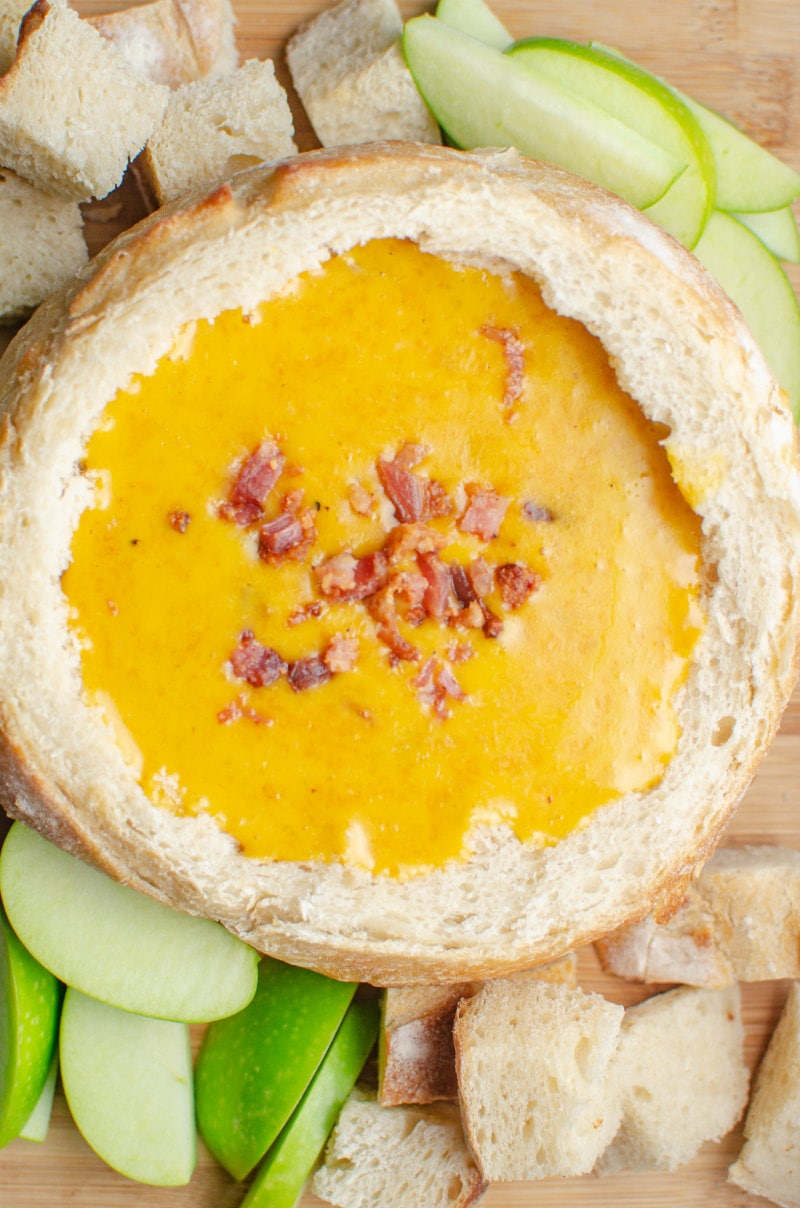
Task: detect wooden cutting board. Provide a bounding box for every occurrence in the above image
[2,0,799,1204]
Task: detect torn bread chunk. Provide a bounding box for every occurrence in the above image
[454,979,623,1180]
[87,0,238,88]
[312,1086,486,1208]
[0,0,168,201]
[597,985,749,1173]
[139,58,296,206]
[729,981,800,1208]
[0,166,86,323]
[596,845,800,986]
[0,0,31,74]
[286,0,441,147]
[380,955,578,1106]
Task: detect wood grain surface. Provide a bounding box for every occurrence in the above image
[2,0,800,1205]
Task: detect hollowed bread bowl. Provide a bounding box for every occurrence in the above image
[0,141,799,986]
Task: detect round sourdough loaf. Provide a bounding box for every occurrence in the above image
[1,142,799,985]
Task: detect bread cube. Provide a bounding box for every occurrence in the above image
[140,58,296,206]
[0,0,168,200]
[597,984,749,1173]
[286,0,441,147]
[0,166,86,322]
[88,0,238,88]
[454,979,623,1180]
[729,981,800,1207]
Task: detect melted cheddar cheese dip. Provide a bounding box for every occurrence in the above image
[63,239,703,877]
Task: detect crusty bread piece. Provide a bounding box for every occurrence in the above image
[0,143,799,986]
[455,979,623,1179]
[729,981,800,1207]
[0,0,31,74]
[0,166,87,323]
[139,58,296,206]
[311,1086,486,1208]
[0,0,168,200]
[88,0,238,88]
[286,0,441,146]
[596,845,800,987]
[597,985,749,1173]
[379,955,577,1105]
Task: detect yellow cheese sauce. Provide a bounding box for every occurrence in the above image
[63,238,703,877]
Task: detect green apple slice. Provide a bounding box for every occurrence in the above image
[242,998,380,1208]
[0,822,258,1022]
[694,210,800,421]
[0,901,62,1148]
[434,0,511,50]
[590,41,800,213]
[686,99,800,213]
[196,956,357,1180]
[733,206,800,264]
[402,17,685,211]
[18,1051,58,1143]
[506,37,714,248]
[60,987,196,1185]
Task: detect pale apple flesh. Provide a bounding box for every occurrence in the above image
[402,17,685,210]
[59,987,196,1186]
[0,822,258,1022]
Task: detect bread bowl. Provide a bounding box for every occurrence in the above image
[0,140,798,986]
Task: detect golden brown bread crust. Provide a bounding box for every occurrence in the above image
[1,141,799,985]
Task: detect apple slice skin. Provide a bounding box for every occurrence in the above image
[506,37,714,249]
[241,998,380,1208]
[694,210,800,422]
[195,957,357,1181]
[589,40,800,214]
[0,822,258,1022]
[402,17,684,211]
[59,987,196,1186]
[18,1050,58,1143]
[0,902,62,1149]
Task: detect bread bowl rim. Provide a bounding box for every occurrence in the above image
[1,139,799,986]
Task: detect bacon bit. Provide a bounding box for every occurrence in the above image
[417,552,458,620]
[460,601,486,629]
[393,442,429,470]
[447,641,475,664]
[412,656,467,719]
[367,587,419,663]
[522,500,554,523]
[495,563,541,610]
[168,509,191,533]
[106,599,119,616]
[388,568,428,627]
[220,439,285,526]
[228,630,287,688]
[385,522,447,563]
[377,451,451,524]
[482,606,504,638]
[322,633,359,673]
[217,695,272,726]
[480,324,525,419]
[287,655,333,692]
[347,481,374,516]
[287,601,324,627]
[258,508,316,564]
[315,550,389,602]
[458,485,509,541]
[467,556,494,598]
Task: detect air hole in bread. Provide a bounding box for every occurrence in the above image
[573,1034,592,1078]
[711,715,735,746]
